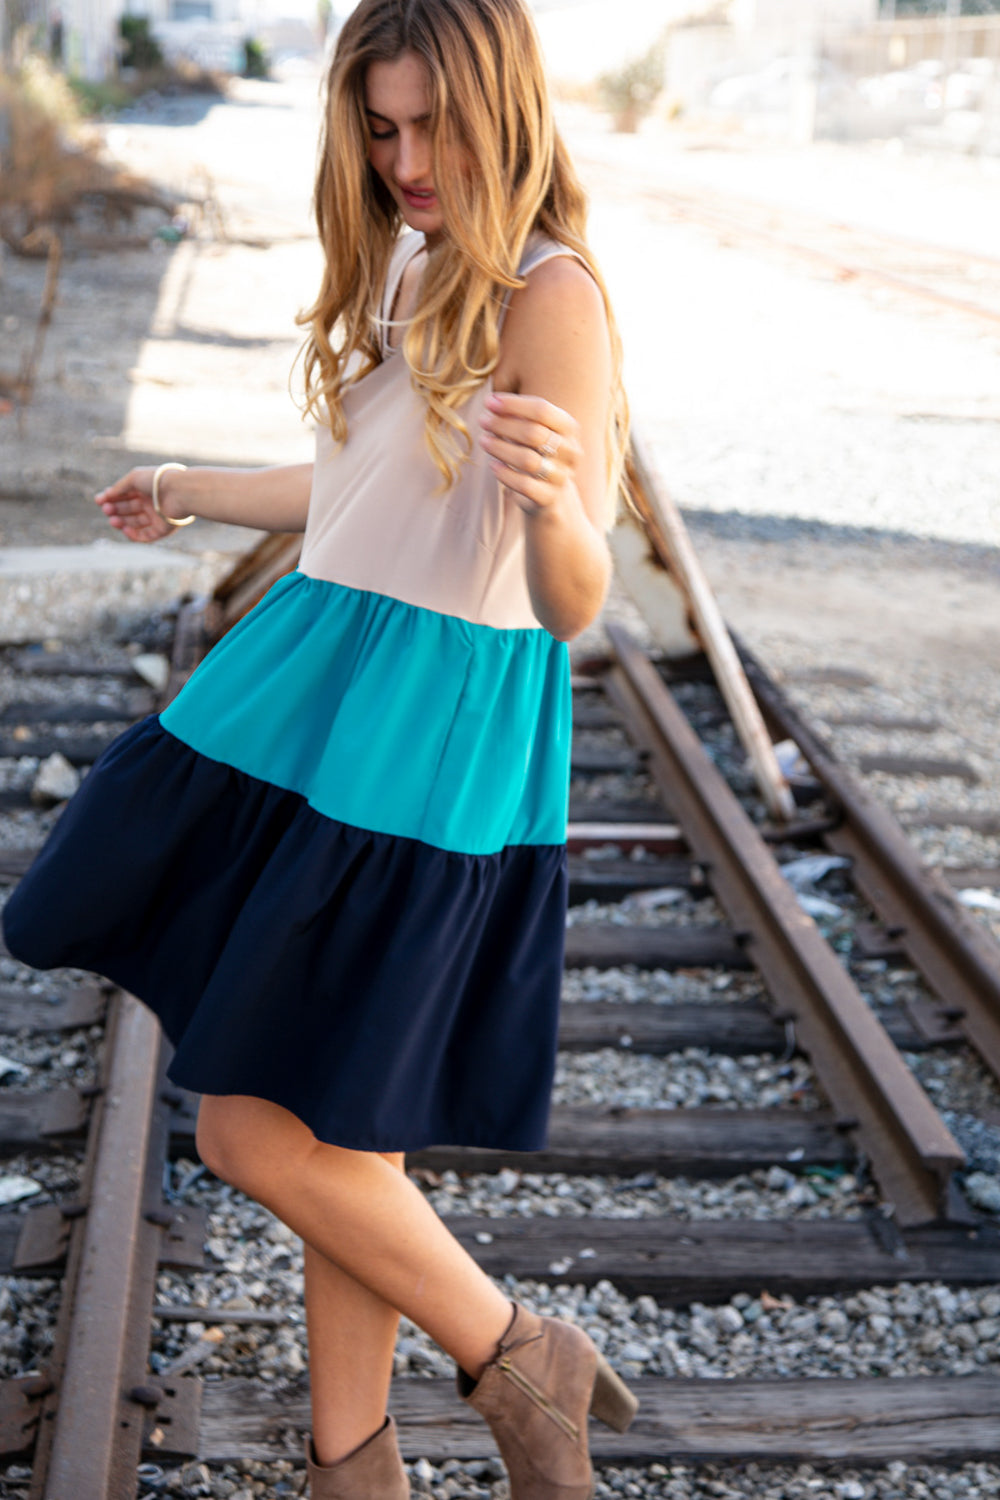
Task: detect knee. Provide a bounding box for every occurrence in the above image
[195,1096,407,1197]
[195,1094,305,1194]
[194,1096,244,1187]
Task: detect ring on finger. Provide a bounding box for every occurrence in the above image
[536,453,553,482]
[538,433,559,458]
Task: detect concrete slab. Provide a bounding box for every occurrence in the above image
[0,543,192,576]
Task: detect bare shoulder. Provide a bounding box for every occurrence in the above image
[498,251,611,394]
[521,249,603,301]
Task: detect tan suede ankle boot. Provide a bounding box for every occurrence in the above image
[457,1304,638,1500]
[304,1415,410,1499]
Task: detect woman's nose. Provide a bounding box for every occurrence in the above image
[396,130,431,185]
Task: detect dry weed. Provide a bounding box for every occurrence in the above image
[0,55,170,252]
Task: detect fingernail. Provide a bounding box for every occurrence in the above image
[486,394,503,410]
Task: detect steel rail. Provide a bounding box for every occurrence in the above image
[740,644,1000,1082]
[21,601,205,1498]
[637,184,1000,328]
[642,178,1000,276]
[604,623,966,1228]
[29,994,165,1500]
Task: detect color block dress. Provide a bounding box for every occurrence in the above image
[2,231,576,1152]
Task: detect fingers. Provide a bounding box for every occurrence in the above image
[481,393,574,448]
[95,468,150,502]
[99,495,153,517]
[93,467,166,544]
[479,392,580,512]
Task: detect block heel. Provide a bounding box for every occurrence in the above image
[589,1352,639,1432]
[459,1302,640,1498]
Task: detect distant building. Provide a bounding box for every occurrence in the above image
[730,0,879,33]
[56,0,120,81]
[52,0,271,81]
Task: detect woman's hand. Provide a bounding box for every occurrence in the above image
[478,392,582,516]
[94,468,175,544]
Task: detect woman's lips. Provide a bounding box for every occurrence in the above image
[401,187,437,209]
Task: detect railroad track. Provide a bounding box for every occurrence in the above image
[0,539,998,1495]
[575,153,1000,335]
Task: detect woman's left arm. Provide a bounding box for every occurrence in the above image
[479,255,616,642]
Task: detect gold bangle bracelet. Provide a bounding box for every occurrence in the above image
[152,462,195,527]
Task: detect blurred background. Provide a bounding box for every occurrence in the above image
[0,0,997,710]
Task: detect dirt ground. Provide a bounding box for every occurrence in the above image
[1,68,997,783]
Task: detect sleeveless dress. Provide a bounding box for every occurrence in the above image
[2,232,576,1153]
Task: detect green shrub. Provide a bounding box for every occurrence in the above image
[242,36,269,79]
[70,78,136,117]
[119,16,164,72]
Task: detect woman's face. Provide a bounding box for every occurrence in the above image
[365,51,445,248]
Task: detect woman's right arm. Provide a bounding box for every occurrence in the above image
[95,462,313,543]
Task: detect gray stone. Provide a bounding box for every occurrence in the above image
[965,1172,1000,1215]
[31,752,80,806]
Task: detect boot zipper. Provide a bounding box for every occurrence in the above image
[497,1356,580,1442]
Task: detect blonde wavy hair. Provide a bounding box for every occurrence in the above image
[298,0,628,507]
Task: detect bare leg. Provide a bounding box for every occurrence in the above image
[196,1095,512,1418]
[303,1149,403,1465]
[304,1245,400,1464]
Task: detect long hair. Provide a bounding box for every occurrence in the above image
[298,0,628,509]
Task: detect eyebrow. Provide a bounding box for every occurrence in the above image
[365,108,432,125]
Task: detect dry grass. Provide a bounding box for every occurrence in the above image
[0,55,172,253]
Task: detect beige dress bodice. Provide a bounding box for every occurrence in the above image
[298,232,585,631]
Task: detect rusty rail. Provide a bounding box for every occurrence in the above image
[740,643,1000,1083]
[30,997,165,1500]
[604,623,967,1228]
[641,183,1000,329]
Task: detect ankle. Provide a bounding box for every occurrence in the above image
[453,1298,518,1383]
[310,1415,389,1469]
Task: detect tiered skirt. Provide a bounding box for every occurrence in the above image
[2,571,571,1151]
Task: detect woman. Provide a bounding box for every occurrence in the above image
[2,1,636,1494]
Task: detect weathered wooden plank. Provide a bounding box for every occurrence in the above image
[783,666,878,688]
[568,799,667,825]
[447,1217,1000,1303]
[572,702,624,730]
[563,925,752,971]
[408,1108,850,1177]
[568,857,705,905]
[0,731,118,764]
[194,1375,1000,1463]
[571,746,645,775]
[0,848,41,880]
[167,1102,849,1177]
[858,754,978,784]
[0,982,105,1034]
[0,1089,90,1153]
[6,652,137,678]
[0,696,153,726]
[903,810,1000,834]
[557,1000,928,1055]
[824,714,941,732]
[942,866,1000,891]
[558,1000,784,1054]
